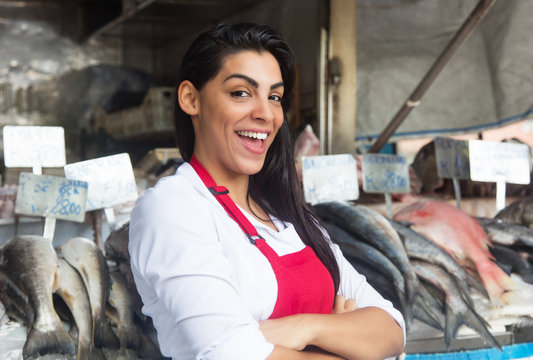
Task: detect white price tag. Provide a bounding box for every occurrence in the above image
[15,172,87,222]
[361,154,410,193]
[302,154,359,205]
[64,153,138,211]
[3,126,66,168]
[434,137,470,179]
[469,140,530,184]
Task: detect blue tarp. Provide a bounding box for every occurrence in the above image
[406,342,533,360]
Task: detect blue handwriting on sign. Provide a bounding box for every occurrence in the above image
[49,182,83,216]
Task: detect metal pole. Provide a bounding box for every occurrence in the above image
[368,0,497,153]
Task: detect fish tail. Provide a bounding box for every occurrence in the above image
[94,317,120,349]
[477,261,517,299]
[118,324,143,350]
[462,303,502,350]
[444,306,461,351]
[23,324,75,359]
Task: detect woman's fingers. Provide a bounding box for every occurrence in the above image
[332,295,356,314]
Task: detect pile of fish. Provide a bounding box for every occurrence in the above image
[0,230,162,360]
[313,199,516,350]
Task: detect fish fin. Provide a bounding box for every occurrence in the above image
[23,324,75,359]
[118,324,143,350]
[95,317,120,349]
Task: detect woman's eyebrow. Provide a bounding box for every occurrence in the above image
[224,74,284,90]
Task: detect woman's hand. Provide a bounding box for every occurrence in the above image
[259,314,311,351]
[260,295,357,351]
[332,295,356,314]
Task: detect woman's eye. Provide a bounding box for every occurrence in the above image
[231,90,249,97]
[269,94,282,102]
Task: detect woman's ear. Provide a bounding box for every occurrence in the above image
[177,80,199,116]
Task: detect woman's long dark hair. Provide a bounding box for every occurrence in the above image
[174,23,340,296]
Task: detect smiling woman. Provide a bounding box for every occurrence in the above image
[128,23,406,360]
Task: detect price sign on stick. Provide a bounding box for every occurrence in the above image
[362,154,410,218]
[434,137,470,208]
[15,172,88,222]
[302,154,358,205]
[469,140,530,211]
[3,126,66,171]
[434,137,470,179]
[64,153,138,212]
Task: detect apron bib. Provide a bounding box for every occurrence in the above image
[190,155,334,319]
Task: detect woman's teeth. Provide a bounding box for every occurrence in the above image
[237,131,267,140]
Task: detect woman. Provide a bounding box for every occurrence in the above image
[129,23,405,359]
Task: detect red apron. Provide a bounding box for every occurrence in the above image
[189,155,334,319]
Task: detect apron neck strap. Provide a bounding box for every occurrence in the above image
[189,155,262,244]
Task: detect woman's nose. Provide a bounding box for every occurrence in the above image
[251,97,275,122]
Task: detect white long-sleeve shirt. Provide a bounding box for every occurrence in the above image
[129,162,406,360]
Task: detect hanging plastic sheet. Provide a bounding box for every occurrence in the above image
[356,0,533,142]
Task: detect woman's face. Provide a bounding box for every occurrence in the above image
[188,50,284,181]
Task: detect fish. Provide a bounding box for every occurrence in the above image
[105,221,130,263]
[325,222,443,331]
[109,270,142,350]
[313,201,419,306]
[393,199,516,299]
[477,217,533,248]
[61,237,120,350]
[495,198,533,229]
[392,220,486,301]
[411,260,501,350]
[489,245,533,284]
[0,235,75,359]
[54,258,107,360]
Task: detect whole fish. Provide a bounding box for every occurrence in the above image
[55,258,107,360]
[411,260,500,350]
[495,198,533,229]
[61,237,120,350]
[326,222,442,331]
[477,217,533,248]
[391,220,486,301]
[393,200,516,299]
[0,235,75,359]
[489,245,533,284]
[313,201,419,306]
[109,270,142,350]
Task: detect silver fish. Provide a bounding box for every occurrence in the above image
[61,237,120,350]
[0,235,75,359]
[55,258,107,360]
[477,217,533,248]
